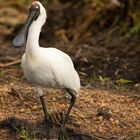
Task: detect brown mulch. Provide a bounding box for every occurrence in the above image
[0,81,140,139]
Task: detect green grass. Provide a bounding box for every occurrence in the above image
[130,21,140,35]
[126,128,140,140]
[98,76,110,85]
[0,71,6,78]
[12,125,32,140]
[116,79,133,84]
[21,127,30,140]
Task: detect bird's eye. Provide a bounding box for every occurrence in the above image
[35,5,39,9]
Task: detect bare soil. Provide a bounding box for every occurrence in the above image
[0,73,140,139]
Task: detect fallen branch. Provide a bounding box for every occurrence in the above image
[0,59,21,68]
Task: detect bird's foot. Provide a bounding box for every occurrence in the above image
[45,119,53,128]
[58,126,68,140]
[45,119,53,140]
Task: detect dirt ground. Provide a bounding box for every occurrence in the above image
[0,69,140,140]
[0,1,140,140]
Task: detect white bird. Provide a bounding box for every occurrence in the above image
[12,1,80,140]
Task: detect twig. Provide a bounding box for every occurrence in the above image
[0,59,21,68]
[11,87,24,101]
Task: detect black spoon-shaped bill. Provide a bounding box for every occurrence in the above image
[12,9,40,48]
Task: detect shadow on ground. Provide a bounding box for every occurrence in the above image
[0,117,95,140]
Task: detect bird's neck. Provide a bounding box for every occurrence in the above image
[26,22,41,54]
[26,15,45,57]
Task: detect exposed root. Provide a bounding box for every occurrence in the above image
[0,59,21,68]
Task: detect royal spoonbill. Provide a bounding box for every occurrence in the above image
[12,1,80,139]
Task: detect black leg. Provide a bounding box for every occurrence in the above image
[62,89,76,127]
[58,89,76,140]
[39,95,51,140]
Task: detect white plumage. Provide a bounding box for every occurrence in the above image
[21,2,80,96]
[21,47,80,95]
[13,1,80,139]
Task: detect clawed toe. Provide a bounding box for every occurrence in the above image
[58,127,68,140]
[45,119,53,128]
[45,120,53,140]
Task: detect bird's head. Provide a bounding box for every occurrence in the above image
[12,1,46,48]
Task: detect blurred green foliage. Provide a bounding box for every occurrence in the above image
[130,21,140,35]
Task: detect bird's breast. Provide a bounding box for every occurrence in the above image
[21,56,59,88]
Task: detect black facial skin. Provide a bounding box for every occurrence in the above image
[12,3,40,48]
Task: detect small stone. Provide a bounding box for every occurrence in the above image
[19,108,25,113]
[115,120,119,125]
[98,116,103,121]
[32,105,38,110]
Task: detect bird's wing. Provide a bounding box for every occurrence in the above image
[47,47,74,66]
